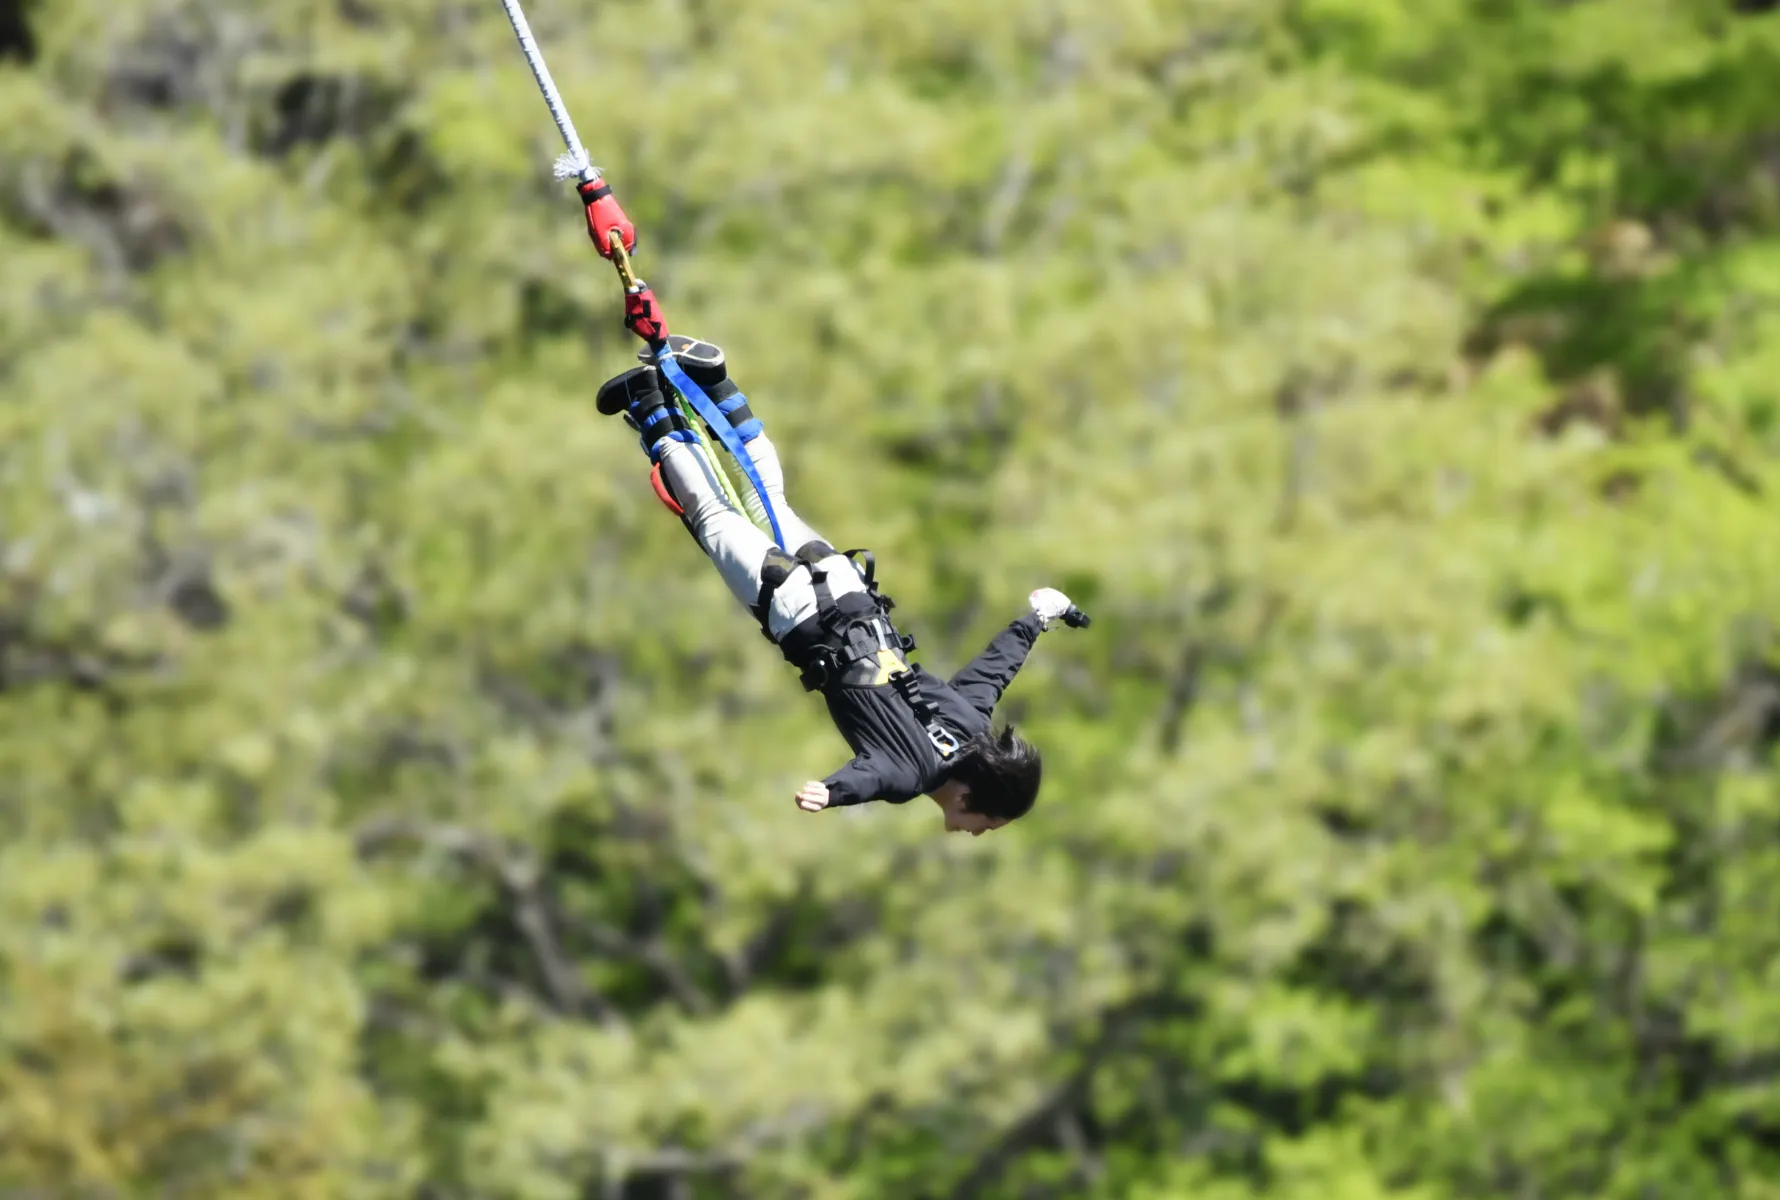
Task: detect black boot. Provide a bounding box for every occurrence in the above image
[596,365,695,463]
[643,335,761,440]
[597,363,665,415]
[642,334,727,388]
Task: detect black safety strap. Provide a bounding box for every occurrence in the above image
[891,661,961,759]
[750,544,800,642]
[805,545,840,633]
[767,544,959,756]
[753,541,847,643]
[843,548,876,593]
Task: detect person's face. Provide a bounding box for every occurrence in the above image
[936,785,1009,836]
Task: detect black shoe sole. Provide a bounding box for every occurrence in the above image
[597,364,663,416]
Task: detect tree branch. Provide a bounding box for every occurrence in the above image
[1158,641,1205,754]
[934,989,1197,1200]
[567,916,715,1017]
[354,817,621,1028]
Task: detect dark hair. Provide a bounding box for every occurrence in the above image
[948,726,1042,821]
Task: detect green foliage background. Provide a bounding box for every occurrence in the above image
[2,0,1779,1196]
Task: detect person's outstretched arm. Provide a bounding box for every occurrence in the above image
[795,752,923,812]
[948,588,1074,717]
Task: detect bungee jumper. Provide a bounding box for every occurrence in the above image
[497,0,1088,832]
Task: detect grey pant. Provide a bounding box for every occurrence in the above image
[655,433,867,641]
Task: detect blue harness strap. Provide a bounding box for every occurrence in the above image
[654,348,787,550]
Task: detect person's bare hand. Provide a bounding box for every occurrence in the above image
[794,781,830,812]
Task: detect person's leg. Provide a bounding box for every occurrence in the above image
[744,432,880,638]
[645,339,875,638]
[600,360,866,640]
[649,336,828,551]
[657,439,872,641]
[654,438,776,611]
[735,430,824,551]
[602,365,775,610]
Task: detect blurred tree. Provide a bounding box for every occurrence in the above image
[0,0,1777,1197]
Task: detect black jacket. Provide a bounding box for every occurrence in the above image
[820,613,1045,807]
